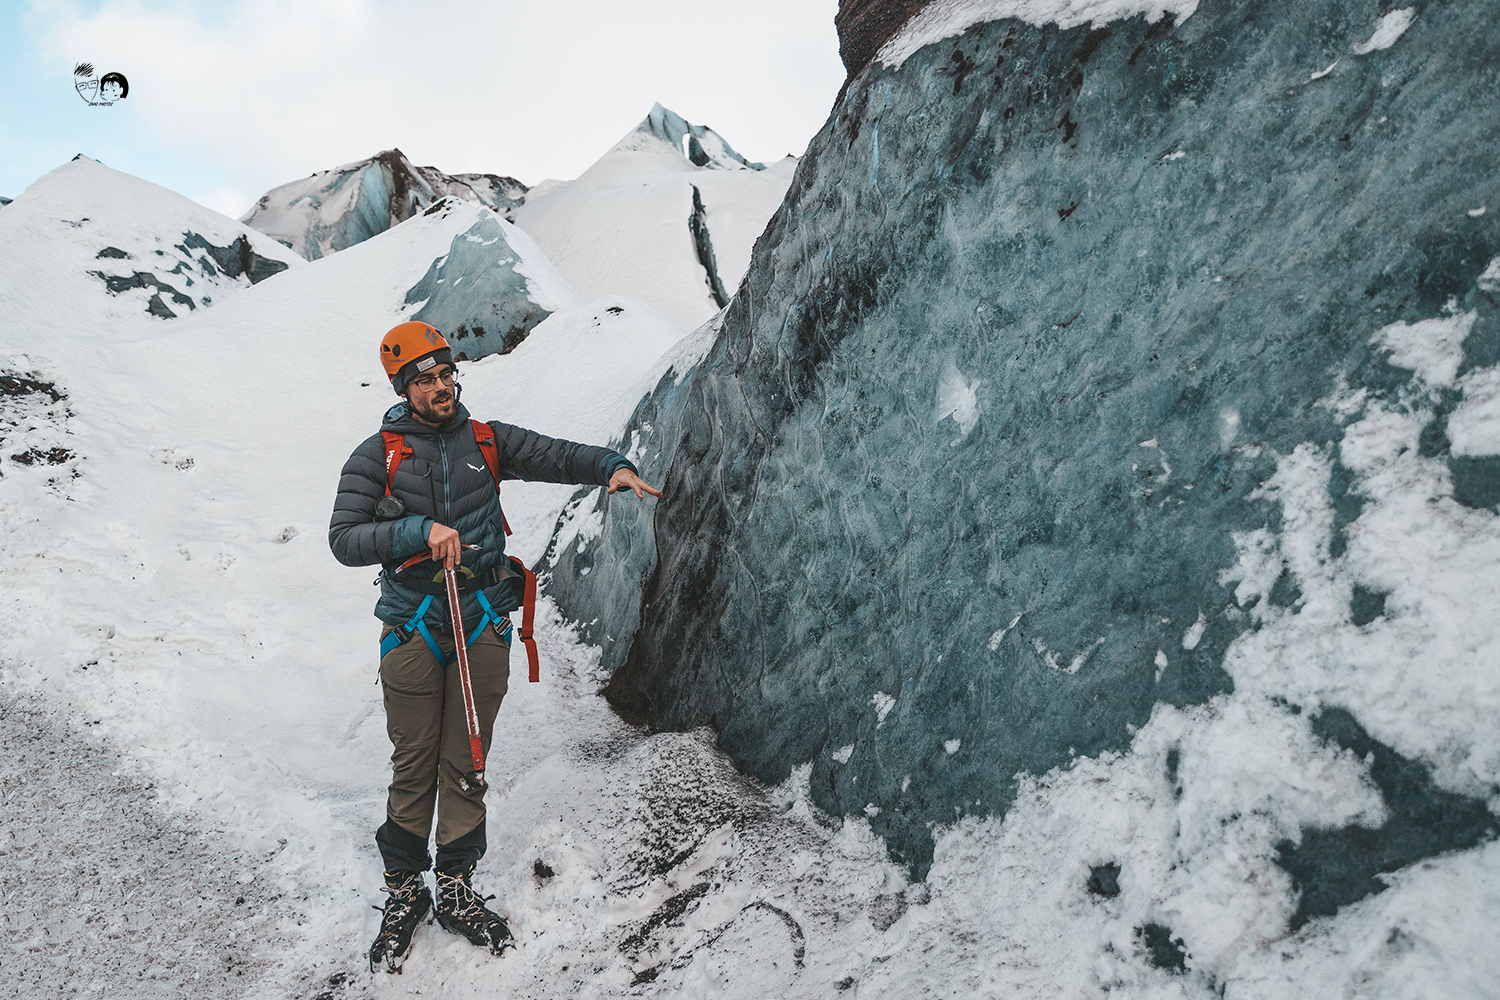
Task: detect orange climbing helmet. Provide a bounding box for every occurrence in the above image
[379,321,452,393]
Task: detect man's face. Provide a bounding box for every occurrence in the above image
[404,364,457,424]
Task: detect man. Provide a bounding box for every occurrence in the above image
[329,321,659,972]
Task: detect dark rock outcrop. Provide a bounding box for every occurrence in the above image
[88,231,288,318]
[834,0,931,79]
[177,232,289,285]
[689,186,729,309]
[89,270,197,318]
[1137,923,1187,973]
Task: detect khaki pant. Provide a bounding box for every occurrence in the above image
[378,621,510,848]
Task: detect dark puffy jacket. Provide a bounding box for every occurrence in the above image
[329,400,633,631]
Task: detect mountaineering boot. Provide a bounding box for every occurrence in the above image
[369,870,433,974]
[434,861,513,954]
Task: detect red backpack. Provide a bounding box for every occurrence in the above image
[381,419,540,682]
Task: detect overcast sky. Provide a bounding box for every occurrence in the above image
[1,0,846,218]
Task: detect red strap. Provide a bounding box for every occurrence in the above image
[470,419,511,536]
[510,555,540,683]
[470,419,500,483]
[380,432,408,496]
[482,425,534,678]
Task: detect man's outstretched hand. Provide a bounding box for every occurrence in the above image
[608,468,663,499]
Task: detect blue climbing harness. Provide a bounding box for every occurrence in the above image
[379,589,513,664]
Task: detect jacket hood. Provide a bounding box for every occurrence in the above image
[380,399,473,436]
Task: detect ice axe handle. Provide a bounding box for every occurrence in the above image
[444,565,487,782]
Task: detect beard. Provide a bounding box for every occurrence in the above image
[407,387,457,425]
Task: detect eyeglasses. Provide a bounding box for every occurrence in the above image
[408,369,457,391]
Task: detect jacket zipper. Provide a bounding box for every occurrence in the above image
[438,434,451,524]
[438,433,454,629]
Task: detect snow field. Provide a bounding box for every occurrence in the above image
[0,158,926,999]
[0,158,301,335]
[3,150,1499,999]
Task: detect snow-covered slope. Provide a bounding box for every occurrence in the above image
[241,149,528,261]
[512,104,798,329]
[0,165,709,994]
[0,156,302,327]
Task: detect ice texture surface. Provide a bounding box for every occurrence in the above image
[631,103,767,172]
[403,201,582,360]
[550,0,1500,889]
[242,149,527,261]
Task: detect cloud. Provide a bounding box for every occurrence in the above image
[27,0,844,208]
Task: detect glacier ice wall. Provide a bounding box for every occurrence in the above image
[549,0,1499,892]
[242,149,527,260]
[403,201,581,360]
[545,318,719,661]
[634,103,767,171]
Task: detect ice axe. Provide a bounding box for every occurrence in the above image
[444,562,487,793]
[394,546,487,791]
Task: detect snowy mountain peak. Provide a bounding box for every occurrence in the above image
[509,105,792,329]
[623,103,766,171]
[240,148,528,261]
[0,156,301,333]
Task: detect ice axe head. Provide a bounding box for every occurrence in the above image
[458,770,487,794]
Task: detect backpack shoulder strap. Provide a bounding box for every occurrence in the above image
[462,421,534,679]
[380,431,409,497]
[470,419,512,536]
[470,419,500,484]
